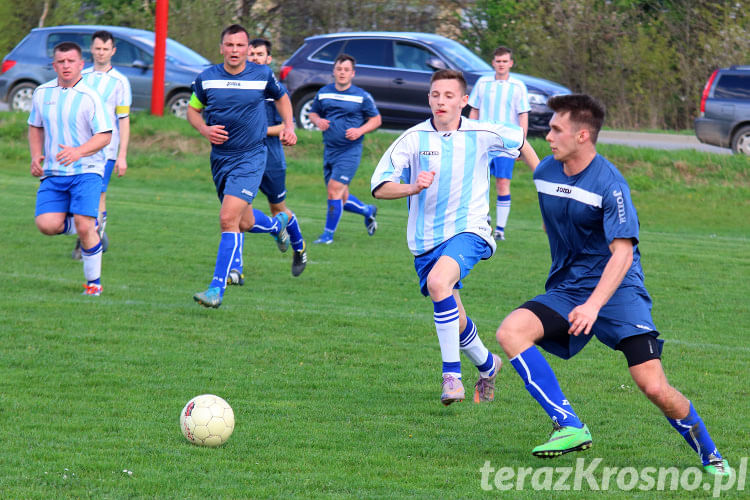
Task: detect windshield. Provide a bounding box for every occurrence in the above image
[132,35,211,66]
[434,39,492,73]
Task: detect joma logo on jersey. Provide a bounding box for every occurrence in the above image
[613,189,627,223]
[420,151,439,156]
[556,186,572,194]
[226,81,241,87]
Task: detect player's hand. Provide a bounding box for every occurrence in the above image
[203,124,228,145]
[115,156,128,177]
[568,302,599,336]
[30,155,44,177]
[412,170,435,194]
[315,118,330,131]
[345,127,363,141]
[56,144,82,166]
[280,126,297,146]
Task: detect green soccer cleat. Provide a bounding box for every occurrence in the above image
[703,458,732,476]
[532,423,592,458]
[273,212,290,253]
[193,286,222,308]
[227,269,244,286]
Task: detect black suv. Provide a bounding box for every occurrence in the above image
[695,66,750,154]
[280,32,570,134]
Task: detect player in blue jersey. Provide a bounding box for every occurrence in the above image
[495,94,731,475]
[72,30,132,260]
[187,25,297,308]
[309,54,382,245]
[372,70,539,405]
[28,42,113,296]
[468,46,531,241]
[248,38,307,277]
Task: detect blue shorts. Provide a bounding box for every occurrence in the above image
[323,144,362,185]
[35,173,102,217]
[490,156,515,179]
[101,159,115,192]
[259,145,287,204]
[531,285,660,360]
[413,233,492,297]
[211,145,266,204]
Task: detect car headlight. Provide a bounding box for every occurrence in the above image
[528,92,547,105]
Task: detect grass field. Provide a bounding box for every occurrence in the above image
[0,111,748,499]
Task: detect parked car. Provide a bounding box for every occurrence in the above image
[695,65,750,154]
[0,25,212,118]
[280,32,570,134]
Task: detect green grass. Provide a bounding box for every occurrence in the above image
[0,111,748,498]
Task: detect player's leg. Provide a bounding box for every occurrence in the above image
[621,337,731,474]
[315,176,347,244]
[35,178,75,235]
[490,157,514,241]
[270,200,307,277]
[248,170,291,252]
[343,191,377,236]
[497,300,590,457]
[70,174,104,295]
[425,254,465,405]
[453,291,502,403]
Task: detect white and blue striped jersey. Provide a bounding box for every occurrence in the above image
[28,78,113,178]
[371,118,524,256]
[468,75,531,125]
[82,66,131,160]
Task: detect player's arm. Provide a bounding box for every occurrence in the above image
[28,125,45,177]
[186,93,228,145]
[373,170,434,200]
[56,131,112,166]
[568,238,634,336]
[273,94,297,146]
[518,112,529,137]
[469,108,479,120]
[345,114,382,141]
[519,140,540,171]
[115,115,130,177]
[267,124,284,137]
[308,112,329,131]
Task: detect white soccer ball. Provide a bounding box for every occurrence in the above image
[180,394,235,447]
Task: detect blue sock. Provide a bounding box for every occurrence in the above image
[229,232,244,274]
[510,346,583,428]
[667,401,722,465]
[324,199,343,234]
[249,209,279,234]
[210,232,240,296]
[344,194,368,216]
[433,296,461,378]
[287,213,304,252]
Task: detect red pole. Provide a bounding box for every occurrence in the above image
[150,0,169,115]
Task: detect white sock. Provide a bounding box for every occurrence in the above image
[496,195,511,232]
[434,297,461,378]
[81,242,102,283]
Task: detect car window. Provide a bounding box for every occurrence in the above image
[46,33,92,62]
[112,39,152,67]
[393,42,435,72]
[341,39,392,67]
[714,75,750,100]
[310,40,344,62]
[433,39,492,73]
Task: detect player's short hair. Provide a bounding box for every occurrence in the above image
[493,46,513,59]
[53,41,82,58]
[250,38,272,54]
[548,94,606,144]
[92,30,115,45]
[220,24,249,43]
[334,53,356,69]
[430,69,467,94]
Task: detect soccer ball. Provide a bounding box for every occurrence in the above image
[180,394,235,447]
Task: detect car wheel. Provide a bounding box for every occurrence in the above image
[9,82,37,112]
[731,125,750,155]
[293,91,319,130]
[166,92,191,119]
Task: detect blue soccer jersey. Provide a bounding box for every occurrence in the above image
[264,93,286,172]
[309,83,379,150]
[191,62,285,153]
[372,118,524,256]
[533,154,645,290]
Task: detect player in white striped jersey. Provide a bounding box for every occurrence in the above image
[72,30,132,259]
[372,69,539,405]
[28,42,113,296]
[468,46,531,241]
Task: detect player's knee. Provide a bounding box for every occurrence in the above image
[635,377,668,403]
[35,218,60,235]
[425,273,451,299]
